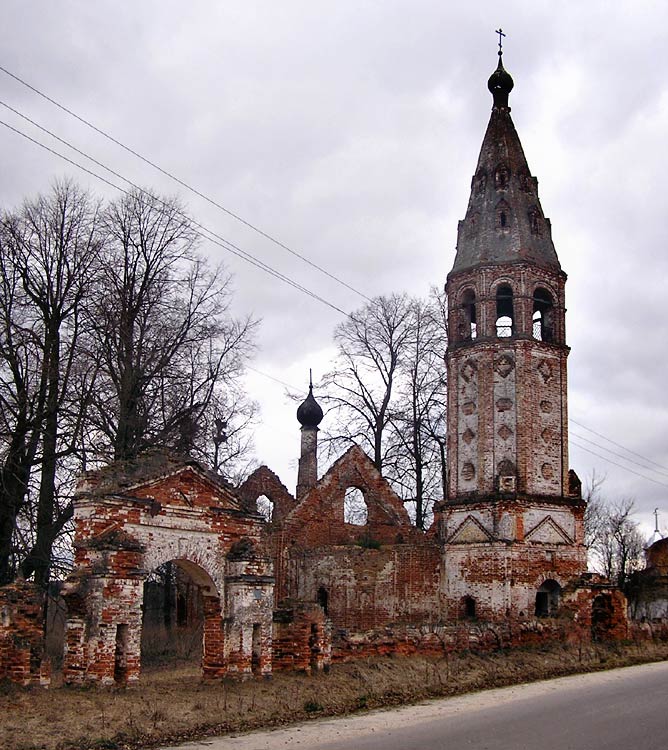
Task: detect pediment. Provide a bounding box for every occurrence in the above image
[448,515,494,544]
[130,466,241,510]
[524,515,572,545]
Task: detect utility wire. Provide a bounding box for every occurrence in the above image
[0,63,371,303]
[569,438,668,490]
[570,417,668,474]
[0,113,348,316]
[246,366,301,392]
[569,428,668,480]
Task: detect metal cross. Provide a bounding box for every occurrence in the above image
[655,507,660,533]
[495,28,506,53]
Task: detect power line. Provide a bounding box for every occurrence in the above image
[570,417,668,474]
[0,62,371,303]
[569,428,668,480]
[246,366,301,392]
[569,438,668,490]
[0,114,348,316]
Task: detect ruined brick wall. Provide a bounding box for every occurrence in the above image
[272,601,331,672]
[237,465,297,523]
[0,582,50,686]
[272,445,442,631]
[438,496,586,622]
[62,455,274,685]
[282,543,442,631]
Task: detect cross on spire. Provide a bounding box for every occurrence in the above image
[495,28,506,55]
[655,507,661,533]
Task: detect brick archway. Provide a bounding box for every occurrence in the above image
[62,453,274,684]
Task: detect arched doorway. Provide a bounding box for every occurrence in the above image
[535,579,561,617]
[140,558,222,678]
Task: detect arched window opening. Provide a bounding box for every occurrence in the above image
[535,579,561,618]
[462,595,476,619]
[344,487,368,525]
[532,288,554,342]
[461,289,477,340]
[592,593,614,641]
[495,284,514,337]
[495,164,510,189]
[256,494,274,523]
[317,586,329,616]
[500,211,507,228]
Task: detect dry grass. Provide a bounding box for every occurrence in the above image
[3,640,668,750]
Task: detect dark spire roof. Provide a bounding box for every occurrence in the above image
[296,373,323,428]
[450,52,561,276]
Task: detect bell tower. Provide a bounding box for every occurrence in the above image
[440,41,586,623]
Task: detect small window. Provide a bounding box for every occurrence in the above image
[344,487,368,525]
[256,494,274,522]
[495,284,514,337]
[462,596,476,619]
[317,586,329,616]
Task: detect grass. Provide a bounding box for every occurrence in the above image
[2,640,668,750]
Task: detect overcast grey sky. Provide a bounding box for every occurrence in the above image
[2,1,667,536]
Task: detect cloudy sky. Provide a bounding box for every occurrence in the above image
[2,1,668,536]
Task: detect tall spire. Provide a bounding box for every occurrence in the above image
[450,42,561,275]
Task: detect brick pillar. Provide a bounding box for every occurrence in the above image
[202,595,226,679]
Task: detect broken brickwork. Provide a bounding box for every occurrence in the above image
[272,446,442,634]
[272,601,332,673]
[626,538,668,622]
[61,452,274,685]
[0,582,50,686]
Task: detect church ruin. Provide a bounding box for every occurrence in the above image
[1,48,647,687]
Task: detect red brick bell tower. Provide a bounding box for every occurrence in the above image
[439,44,586,623]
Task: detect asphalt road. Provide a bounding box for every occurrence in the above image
[163,660,668,750]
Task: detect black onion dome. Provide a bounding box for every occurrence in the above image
[297,385,323,427]
[488,54,514,109]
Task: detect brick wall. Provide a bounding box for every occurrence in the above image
[0,582,50,686]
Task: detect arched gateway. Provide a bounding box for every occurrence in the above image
[62,453,274,685]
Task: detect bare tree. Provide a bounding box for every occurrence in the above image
[386,291,447,528]
[0,181,102,584]
[86,188,257,470]
[320,292,447,528]
[320,293,414,472]
[584,474,646,588]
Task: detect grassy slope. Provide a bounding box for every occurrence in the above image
[3,641,668,750]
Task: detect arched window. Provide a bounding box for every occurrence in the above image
[535,579,561,617]
[317,586,329,616]
[495,284,514,337]
[256,494,274,523]
[461,289,477,340]
[532,288,555,342]
[462,595,476,619]
[344,487,368,525]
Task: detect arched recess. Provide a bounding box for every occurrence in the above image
[344,487,368,525]
[140,557,223,678]
[495,284,514,337]
[535,579,561,617]
[532,287,555,342]
[461,595,477,619]
[591,593,614,641]
[460,288,477,340]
